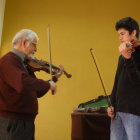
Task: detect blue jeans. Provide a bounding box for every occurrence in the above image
[111,112,140,140]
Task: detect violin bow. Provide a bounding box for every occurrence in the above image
[90,48,112,107]
[47,24,54,95]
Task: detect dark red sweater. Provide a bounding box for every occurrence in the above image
[0,52,50,121]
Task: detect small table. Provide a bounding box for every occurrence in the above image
[71,112,110,140]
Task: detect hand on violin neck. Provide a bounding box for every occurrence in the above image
[54,64,64,79]
[119,42,133,59]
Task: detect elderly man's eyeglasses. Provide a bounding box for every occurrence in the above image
[30,42,37,48]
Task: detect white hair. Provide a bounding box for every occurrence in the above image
[12,29,39,47]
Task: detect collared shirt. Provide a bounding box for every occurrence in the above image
[11,48,25,63]
[11,48,28,71]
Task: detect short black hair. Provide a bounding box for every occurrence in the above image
[115,17,139,39]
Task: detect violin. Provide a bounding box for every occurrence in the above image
[126,39,140,51]
[26,58,72,79]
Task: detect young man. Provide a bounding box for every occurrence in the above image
[107,17,140,140]
[0,29,62,140]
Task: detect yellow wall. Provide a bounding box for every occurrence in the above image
[1,0,140,140]
[0,0,6,47]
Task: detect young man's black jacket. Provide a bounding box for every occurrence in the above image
[111,46,140,116]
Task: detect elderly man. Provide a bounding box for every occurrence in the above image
[0,29,60,140]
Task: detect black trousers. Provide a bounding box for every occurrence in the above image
[0,117,35,140]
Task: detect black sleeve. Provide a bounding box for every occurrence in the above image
[110,76,118,107]
[124,51,140,85]
[110,56,122,107]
